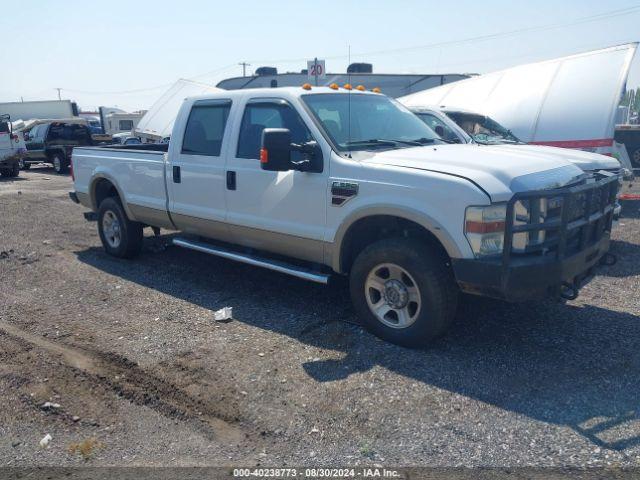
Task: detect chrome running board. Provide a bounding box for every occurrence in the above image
[173,237,330,284]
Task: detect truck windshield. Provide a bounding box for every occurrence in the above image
[445,111,523,145]
[302,94,442,151]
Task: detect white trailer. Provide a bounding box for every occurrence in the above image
[0,100,77,122]
[399,43,638,159]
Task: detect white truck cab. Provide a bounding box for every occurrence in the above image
[0,114,26,177]
[70,86,620,347]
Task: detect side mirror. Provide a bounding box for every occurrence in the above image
[434,125,445,137]
[261,128,292,171]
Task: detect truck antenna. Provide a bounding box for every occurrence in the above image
[347,45,352,159]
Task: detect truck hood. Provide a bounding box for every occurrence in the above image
[489,144,621,172]
[361,144,585,202]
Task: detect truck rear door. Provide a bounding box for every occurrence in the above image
[25,124,46,159]
[166,99,233,241]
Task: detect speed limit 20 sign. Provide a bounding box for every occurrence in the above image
[307,59,326,81]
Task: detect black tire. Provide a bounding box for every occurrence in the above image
[97,197,143,258]
[21,162,31,170]
[631,148,640,169]
[349,237,459,348]
[0,168,10,178]
[51,152,68,174]
[9,162,20,177]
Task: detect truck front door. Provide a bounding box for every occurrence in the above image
[225,98,327,263]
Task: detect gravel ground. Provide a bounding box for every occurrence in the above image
[1,166,639,467]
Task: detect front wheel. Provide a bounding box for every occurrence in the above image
[349,238,459,348]
[97,197,143,258]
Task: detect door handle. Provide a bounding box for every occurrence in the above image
[226,171,236,190]
[173,165,181,183]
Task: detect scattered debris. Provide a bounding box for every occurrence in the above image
[42,240,51,245]
[68,438,102,460]
[309,427,320,434]
[41,401,61,410]
[39,434,52,448]
[0,251,9,259]
[360,442,375,458]
[72,416,81,423]
[11,441,21,448]
[258,352,265,357]
[213,306,233,322]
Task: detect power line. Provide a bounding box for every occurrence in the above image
[238,62,251,77]
[42,4,640,97]
[62,64,237,96]
[247,4,640,64]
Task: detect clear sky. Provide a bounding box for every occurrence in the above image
[2,0,640,111]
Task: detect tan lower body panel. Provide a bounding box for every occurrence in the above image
[128,204,176,230]
[171,213,328,266]
[228,223,326,265]
[123,207,332,268]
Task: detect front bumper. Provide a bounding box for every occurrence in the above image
[453,173,618,302]
[452,234,609,301]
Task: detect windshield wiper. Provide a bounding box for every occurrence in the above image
[345,139,401,147]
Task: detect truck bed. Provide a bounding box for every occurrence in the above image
[72,146,169,217]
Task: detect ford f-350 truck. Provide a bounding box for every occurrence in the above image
[70,86,619,347]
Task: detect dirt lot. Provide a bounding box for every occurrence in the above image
[1,166,640,467]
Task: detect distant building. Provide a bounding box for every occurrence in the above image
[216,63,474,98]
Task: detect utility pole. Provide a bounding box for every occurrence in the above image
[55,88,62,100]
[238,62,251,77]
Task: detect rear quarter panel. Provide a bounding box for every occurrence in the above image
[72,147,168,217]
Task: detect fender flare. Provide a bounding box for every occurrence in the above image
[89,171,136,220]
[330,204,464,273]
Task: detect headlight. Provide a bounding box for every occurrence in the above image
[464,204,507,258]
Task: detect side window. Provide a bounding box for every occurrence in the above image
[119,120,134,130]
[237,102,312,160]
[0,122,9,134]
[48,124,63,141]
[182,101,231,157]
[62,124,90,142]
[418,113,459,142]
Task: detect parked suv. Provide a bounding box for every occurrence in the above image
[23,120,94,174]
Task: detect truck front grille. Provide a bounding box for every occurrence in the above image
[505,173,618,262]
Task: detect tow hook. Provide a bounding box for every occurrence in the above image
[559,282,579,301]
[599,252,617,266]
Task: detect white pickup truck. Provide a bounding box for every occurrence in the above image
[70,86,619,347]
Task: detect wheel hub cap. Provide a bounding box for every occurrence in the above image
[102,211,121,248]
[383,279,409,309]
[364,263,422,329]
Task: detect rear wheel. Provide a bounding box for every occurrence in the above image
[97,197,143,258]
[21,162,31,170]
[0,163,19,177]
[51,153,68,174]
[349,238,459,348]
